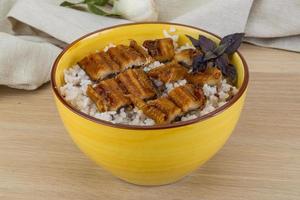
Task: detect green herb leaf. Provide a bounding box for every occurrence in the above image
[94,0,110,6]
[87,3,117,16]
[60,1,87,11]
[60,1,81,7]
[84,0,109,6]
[60,0,117,17]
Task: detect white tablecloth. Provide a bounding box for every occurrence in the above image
[1,0,299,89]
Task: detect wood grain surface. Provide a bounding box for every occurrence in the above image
[0,44,300,200]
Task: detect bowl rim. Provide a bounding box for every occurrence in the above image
[51,22,249,130]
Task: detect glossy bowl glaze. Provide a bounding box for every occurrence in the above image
[51,22,249,186]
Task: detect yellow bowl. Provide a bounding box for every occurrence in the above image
[51,22,249,186]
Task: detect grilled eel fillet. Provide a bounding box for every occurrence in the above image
[128,95,168,124]
[129,40,153,65]
[187,67,222,86]
[87,68,157,112]
[128,84,205,124]
[147,61,188,83]
[143,38,175,62]
[87,78,130,112]
[168,84,205,113]
[78,40,152,81]
[116,68,157,100]
[174,49,201,66]
[78,51,120,81]
[148,97,182,123]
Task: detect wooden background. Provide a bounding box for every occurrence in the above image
[0,44,300,200]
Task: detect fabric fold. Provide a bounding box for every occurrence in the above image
[172,0,254,37]
[0,32,61,90]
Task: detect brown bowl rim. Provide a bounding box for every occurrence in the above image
[51,22,249,130]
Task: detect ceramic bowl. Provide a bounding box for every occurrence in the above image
[51,22,249,186]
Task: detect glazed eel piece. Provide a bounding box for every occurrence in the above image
[128,84,205,124]
[147,61,188,83]
[78,40,152,81]
[143,38,175,62]
[86,68,157,112]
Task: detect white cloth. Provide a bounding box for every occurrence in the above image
[0,0,300,90]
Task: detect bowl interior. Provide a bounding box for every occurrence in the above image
[52,23,248,129]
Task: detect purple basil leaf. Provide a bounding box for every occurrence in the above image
[185,35,201,49]
[198,35,216,53]
[225,64,237,83]
[220,33,245,54]
[203,50,218,61]
[212,43,227,57]
[203,43,228,62]
[215,54,229,73]
[192,54,206,72]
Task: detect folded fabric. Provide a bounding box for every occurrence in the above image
[0,0,299,90]
[0,33,61,90]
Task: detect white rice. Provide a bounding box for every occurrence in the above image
[152,78,164,88]
[176,42,196,52]
[169,26,176,33]
[143,61,164,72]
[163,28,179,48]
[165,79,187,93]
[59,32,239,126]
[103,43,116,52]
[60,65,238,125]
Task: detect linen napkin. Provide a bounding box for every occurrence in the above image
[0,0,299,90]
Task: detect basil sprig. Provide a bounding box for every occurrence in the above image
[186,33,244,82]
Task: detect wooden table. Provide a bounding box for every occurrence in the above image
[1,44,300,200]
